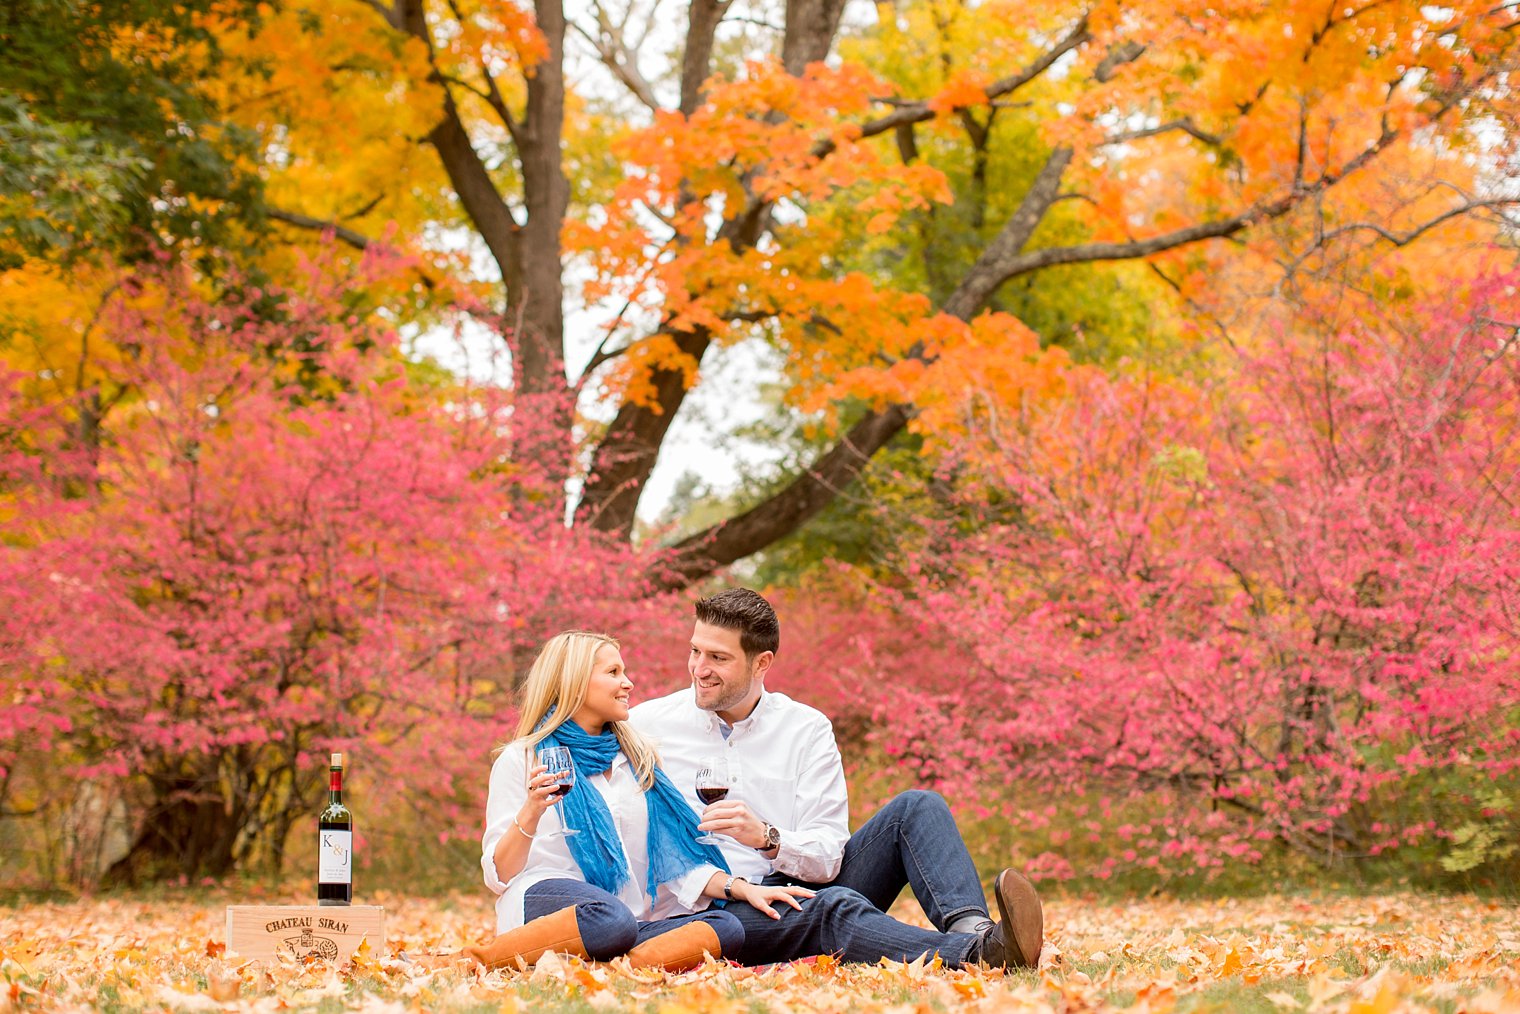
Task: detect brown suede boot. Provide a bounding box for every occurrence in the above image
[624,922,722,973]
[461,907,588,971]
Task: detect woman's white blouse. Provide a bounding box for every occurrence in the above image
[480,739,721,933]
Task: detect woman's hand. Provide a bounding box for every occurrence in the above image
[519,762,561,829]
[729,879,815,920]
[493,760,562,880]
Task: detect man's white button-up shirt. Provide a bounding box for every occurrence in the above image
[630,687,850,884]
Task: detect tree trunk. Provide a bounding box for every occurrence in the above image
[578,325,713,536]
[102,770,244,885]
[515,0,570,397]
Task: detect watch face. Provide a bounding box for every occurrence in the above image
[766,824,781,847]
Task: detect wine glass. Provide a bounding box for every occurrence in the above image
[536,745,579,838]
[694,755,731,845]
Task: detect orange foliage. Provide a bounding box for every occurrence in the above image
[26,0,1511,533]
[562,0,1517,431]
[1,892,1518,1011]
[927,69,990,114]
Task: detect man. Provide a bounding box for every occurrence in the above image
[629,588,1044,970]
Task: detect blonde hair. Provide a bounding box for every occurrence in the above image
[512,630,660,790]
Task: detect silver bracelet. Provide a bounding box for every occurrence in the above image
[512,818,536,839]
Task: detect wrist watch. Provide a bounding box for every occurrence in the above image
[760,821,781,851]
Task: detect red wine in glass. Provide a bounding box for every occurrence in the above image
[694,757,731,844]
[536,745,580,838]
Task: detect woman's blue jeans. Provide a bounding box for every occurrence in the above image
[523,878,744,960]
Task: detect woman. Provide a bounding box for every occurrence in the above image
[467,630,813,972]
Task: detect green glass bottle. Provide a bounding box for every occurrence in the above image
[317,752,353,905]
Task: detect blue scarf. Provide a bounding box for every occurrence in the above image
[542,720,728,898]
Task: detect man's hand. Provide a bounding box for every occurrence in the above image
[698,801,769,849]
[730,881,815,920]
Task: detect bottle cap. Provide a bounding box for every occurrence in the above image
[331,752,342,767]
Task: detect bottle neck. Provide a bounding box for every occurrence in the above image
[329,767,343,805]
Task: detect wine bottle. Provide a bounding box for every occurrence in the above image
[318,752,353,906]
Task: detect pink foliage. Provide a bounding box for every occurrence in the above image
[6,249,1517,887]
[856,274,1520,877]
[0,250,680,879]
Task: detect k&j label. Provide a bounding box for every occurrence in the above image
[319,830,352,883]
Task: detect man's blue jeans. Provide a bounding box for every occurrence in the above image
[728,790,989,966]
[524,878,745,960]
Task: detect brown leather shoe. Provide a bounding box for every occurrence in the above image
[980,868,1042,969]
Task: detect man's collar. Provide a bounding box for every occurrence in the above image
[702,688,770,733]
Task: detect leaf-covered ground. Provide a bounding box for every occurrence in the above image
[2,891,1517,1011]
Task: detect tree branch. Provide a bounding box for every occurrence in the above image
[443,0,522,141]
[984,14,1093,97]
[1094,39,1145,82]
[988,124,1402,284]
[945,146,1075,318]
[1293,98,1310,193]
[574,3,661,112]
[894,121,919,163]
[1315,198,1519,248]
[579,330,630,381]
[1103,117,1223,147]
[833,15,1091,157]
[577,0,856,537]
[658,146,1075,582]
[342,193,386,220]
[657,404,915,587]
[265,208,376,251]
[659,98,1449,585]
[358,0,403,30]
[396,0,522,302]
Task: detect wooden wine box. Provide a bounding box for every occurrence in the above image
[225,905,385,962]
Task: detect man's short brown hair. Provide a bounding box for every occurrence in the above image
[694,588,780,659]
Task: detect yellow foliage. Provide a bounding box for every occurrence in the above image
[10,0,1514,536]
[208,2,445,227]
[0,262,137,413]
